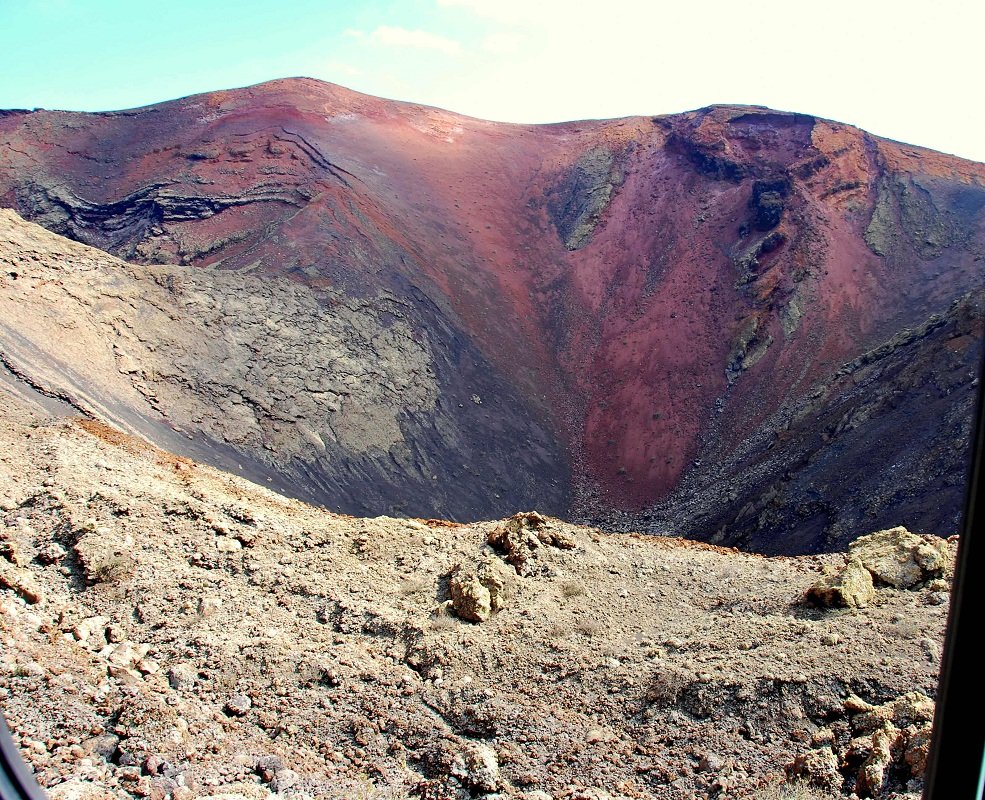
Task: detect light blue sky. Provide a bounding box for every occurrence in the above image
[1,0,983,162]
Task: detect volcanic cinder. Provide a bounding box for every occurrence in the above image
[1,78,984,553]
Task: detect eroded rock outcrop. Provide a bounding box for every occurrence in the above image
[849,526,949,588]
[487,511,577,576]
[808,527,953,608]
[788,691,936,797]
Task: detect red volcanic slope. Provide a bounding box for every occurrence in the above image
[1,78,984,549]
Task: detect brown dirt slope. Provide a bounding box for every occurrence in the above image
[0,374,953,799]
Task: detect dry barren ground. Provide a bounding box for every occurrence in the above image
[0,386,952,800]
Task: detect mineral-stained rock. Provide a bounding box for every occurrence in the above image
[449,566,492,622]
[806,557,875,608]
[451,742,500,792]
[849,526,949,588]
[0,562,43,604]
[476,554,512,611]
[487,511,576,575]
[786,746,842,793]
[857,722,899,797]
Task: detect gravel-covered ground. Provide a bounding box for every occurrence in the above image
[0,387,952,800]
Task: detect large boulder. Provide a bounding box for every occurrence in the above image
[807,557,875,608]
[849,526,948,588]
[447,555,514,622]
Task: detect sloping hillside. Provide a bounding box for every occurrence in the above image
[1,79,983,551]
[0,378,952,799]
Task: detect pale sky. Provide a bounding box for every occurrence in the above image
[0,0,983,162]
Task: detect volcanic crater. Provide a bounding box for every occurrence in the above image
[1,77,984,554]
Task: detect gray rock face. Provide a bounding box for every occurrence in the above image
[0,209,570,522]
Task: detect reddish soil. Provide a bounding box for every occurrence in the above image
[1,79,983,549]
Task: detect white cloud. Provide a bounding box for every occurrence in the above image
[369,25,463,57]
[481,32,524,55]
[399,0,984,160]
[436,0,553,24]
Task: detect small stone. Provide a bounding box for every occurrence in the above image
[269,769,298,792]
[926,591,949,606]
[224,694,252,716]
[143,755,165,776]
[787,746,841,793]
[811,728,835,747]
[844,694,877,714]
[0,540,23,566]
[107,664,143,682]
[106,624,126,643]
[198,597,222,617]
[256,755,285,782]
[48,779,111,800]
[167,663,197,690]
[106,641,150,667]
[0,563,44,604]
[821,632,841,646]
[451,742,500,792]
[82,734,120,760]
[215,536,242,553]
[37,542,66,566]
[697,752,724,772]
[136,659,160,675]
